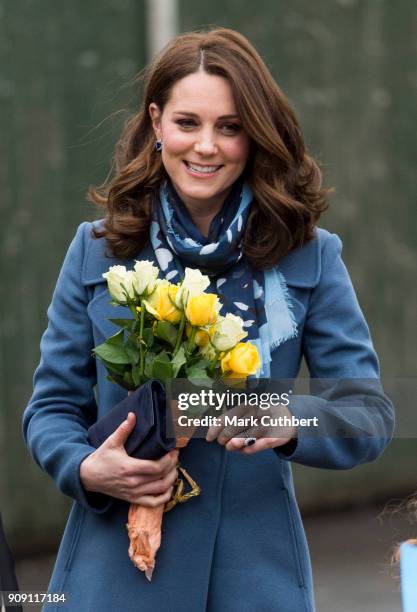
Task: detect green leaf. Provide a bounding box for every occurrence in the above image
[93,329,133,363]
[172,345,187,378]
[186,362,213,387]
[93,340,131,365]
[154,321,178,347]
[97,356,126,376]
[106,329,125,346]
[187,356,211,369]
[131,365,142,387]
[125,336,141,365]
[108,318,136,332]
[142,327,154,348]
[123,370,134,388]
[151,351,174,382]
[106,372,129,389]
[144,351,156,379]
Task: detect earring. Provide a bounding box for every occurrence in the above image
[155,139,162,152]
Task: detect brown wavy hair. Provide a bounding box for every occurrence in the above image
[89,27,330,269]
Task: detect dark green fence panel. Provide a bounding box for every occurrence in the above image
[179,0,417,505]
[1,0,416,552]
[0,0,146,551]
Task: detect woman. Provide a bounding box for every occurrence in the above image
[23,28,394,611]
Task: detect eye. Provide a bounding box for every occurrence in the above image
[219,123,241,135]
[175,118,197,128]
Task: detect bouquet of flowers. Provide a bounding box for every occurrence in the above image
[93,260,261,579]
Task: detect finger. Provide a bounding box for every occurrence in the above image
[124,451,178,477]
[217,419,266,447]
[239,438,280,455]
[105,412,136,449]
[206,404,253,442]
[168,449,180,463]
[224,424,266,452]
[135,468,178,497]
[134,487,174,508]
[225,437,248,451]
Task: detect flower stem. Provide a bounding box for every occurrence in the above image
[129,304,138,320]
[139,298,145,376]
[187,327,197,353]
[173,312,186,356]
[208,352,220,376]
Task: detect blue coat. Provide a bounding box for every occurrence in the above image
[23,222,394,612]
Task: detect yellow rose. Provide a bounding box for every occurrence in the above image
[221,342,261,377]
[185,294,221,327]
[143,281,181,324]
[186,324,211,347]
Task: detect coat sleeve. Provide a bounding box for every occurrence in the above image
[276,232,395,469]
[22,222,112,513]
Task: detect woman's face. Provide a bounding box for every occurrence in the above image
[149,71,251,212]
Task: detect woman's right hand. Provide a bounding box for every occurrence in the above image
[80,412,179,507]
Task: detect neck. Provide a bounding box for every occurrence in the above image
[176,187,232,238]
[185,201,223,237]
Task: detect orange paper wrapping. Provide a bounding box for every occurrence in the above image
[126,400,194,580]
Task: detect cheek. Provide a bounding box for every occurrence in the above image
[161,125,191,156]
[223,136,250,164]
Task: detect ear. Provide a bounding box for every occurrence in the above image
[149,103,163,139]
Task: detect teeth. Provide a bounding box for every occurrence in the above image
[186,162,221,173]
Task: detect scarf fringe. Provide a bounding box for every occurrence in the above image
[266,270,298,353]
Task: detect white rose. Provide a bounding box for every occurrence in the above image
[211,313,248,351]
[176,267,210,308]
[132,260,159,296]
[103,265,136,304]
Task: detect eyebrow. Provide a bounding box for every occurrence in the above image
[172,111,240,120]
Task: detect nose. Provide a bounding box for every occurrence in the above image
[194,129,218,156]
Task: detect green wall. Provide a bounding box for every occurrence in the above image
[179,0,417,510]
[1,1,416,551]
[0,0,146,551]
[181,0,417,377]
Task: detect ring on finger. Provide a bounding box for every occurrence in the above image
[244,436,257,447]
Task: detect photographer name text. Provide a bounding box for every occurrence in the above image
[177,414,319,428]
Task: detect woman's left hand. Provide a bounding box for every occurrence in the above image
[205,402,297,454]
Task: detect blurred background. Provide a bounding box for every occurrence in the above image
[0,0,416,610]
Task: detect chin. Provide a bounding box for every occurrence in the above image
[181,179,237,202]
[176,182,217,200]
[183,186,220,200]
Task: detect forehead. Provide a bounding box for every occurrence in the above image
[165,71,238,116]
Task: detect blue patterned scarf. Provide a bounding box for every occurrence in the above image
[150,179,298,377]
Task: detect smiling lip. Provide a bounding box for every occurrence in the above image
[183,160,223,177]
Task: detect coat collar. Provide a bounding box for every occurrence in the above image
[277,233,321,288]
[81,221,154,287]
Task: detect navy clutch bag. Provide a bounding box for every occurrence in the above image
[87,379,176,460]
